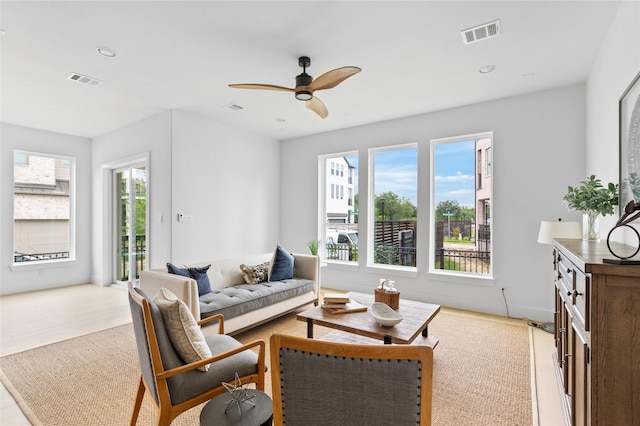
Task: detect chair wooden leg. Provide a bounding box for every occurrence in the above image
[130,377,146,426]
[156,408,172,426]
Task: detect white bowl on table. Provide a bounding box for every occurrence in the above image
[370,302,404,326]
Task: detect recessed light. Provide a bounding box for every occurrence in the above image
[96,46,116,58]
[479,65,496,74]
[275,118,286,123]
[0,29,6,36]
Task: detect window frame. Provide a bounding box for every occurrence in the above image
[319,151,359,265]
[12,150,76,268]
[429,132,493,280]
[367,143,418,271]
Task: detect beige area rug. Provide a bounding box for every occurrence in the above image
[0,309,533,425]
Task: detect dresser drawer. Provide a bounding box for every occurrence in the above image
[573,268,590,331]
[556,252,574,295]
[556,249,590,331]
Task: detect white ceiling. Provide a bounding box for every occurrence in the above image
[0,1,622,141]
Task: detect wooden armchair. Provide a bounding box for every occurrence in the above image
[128,283,265,426]
[270,333,433,425]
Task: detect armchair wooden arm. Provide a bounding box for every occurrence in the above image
[198,313,225,334]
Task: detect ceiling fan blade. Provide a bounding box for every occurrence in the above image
[228,83,294,92]
[307,66,361,92]
[306,96,328,119]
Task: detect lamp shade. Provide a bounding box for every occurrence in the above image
[537,220,581,244]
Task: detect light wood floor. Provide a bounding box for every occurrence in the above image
[0,284,564,425]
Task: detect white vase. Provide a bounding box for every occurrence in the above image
[582,212,601,241]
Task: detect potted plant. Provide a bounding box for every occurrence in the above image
[563,175,619,240]
[306,239,320,256]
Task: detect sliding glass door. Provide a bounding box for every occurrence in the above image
[114,164,147,284]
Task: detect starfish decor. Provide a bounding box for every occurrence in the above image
[222,373,256,416]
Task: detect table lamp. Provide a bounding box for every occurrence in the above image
[536,219,581,333]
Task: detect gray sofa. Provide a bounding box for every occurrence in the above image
[139,252,319,335]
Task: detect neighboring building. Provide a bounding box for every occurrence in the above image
[475,138,492,253]
[13,153,71,261]
[325,157,355,224]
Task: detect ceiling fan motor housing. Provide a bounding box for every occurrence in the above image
[295,72,313,100]
[295,56,313,100]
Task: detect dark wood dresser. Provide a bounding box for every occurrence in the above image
[552,238,640,426]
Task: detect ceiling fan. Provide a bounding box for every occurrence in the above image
[229,56,361,119]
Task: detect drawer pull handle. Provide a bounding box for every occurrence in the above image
[567,268,572,274]
[559,328,566,333]
[567,290,583,298]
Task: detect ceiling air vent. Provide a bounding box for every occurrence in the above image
[461,20,501,45]
[222,103,244,111]
[66,72,102,87]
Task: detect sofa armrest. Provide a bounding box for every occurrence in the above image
[139,270,201,319]
[292,254,320,297]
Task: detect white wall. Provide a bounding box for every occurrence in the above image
[170,110,281,264]
[586,1,640,242]
[281,85,586,322]
[1,123,92,294]
[89,109,281,284]
[91,111,173,284]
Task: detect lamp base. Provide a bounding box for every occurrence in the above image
[540,322,554,334]
[529,321,554,334]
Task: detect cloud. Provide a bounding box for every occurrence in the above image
[434,171,474,183]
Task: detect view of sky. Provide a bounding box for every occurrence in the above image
[433,140,476,208]
[372,148,418,206]
[344,140,475,209]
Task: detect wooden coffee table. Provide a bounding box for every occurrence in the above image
[297,292,440,345]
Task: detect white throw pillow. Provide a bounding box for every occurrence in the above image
[153,287,212,372]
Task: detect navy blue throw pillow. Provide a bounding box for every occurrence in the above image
[167,262,213,296]
[188,266,213,296]
[167,262,190,277]
[269,245,294,281]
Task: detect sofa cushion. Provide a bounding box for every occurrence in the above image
[239,262,269,284]
[199,278,315,320]
[268,245,294,281]
[167,262,212,296]
[153,287,212,372]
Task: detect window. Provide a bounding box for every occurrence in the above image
[320,153,358,262]
[430,134,492,276]
[369,145,417,268]
[13,151,75,264]
[14,152,28,164]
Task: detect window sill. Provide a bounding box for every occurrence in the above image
[427,270,495,286]
[322,260,359,271]
[10,258,77,272]
[365,264,419,278]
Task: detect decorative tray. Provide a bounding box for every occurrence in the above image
[370,302,404,326]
